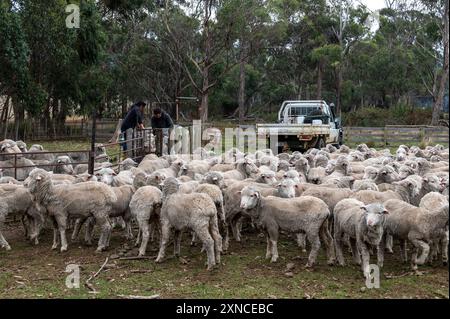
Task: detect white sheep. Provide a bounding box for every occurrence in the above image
[156,178,222,270]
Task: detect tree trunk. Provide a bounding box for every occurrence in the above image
[336,65,343,114]
[316,60,323,100]
[238,45,246,122]
[431,0,449,126]
[121,97,127,118]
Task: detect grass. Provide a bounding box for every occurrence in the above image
[0,224,448,299]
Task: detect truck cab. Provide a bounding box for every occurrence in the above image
[256,100,343,152]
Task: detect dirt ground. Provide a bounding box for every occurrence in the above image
[0,221,448,299]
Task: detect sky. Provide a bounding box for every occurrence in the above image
[358,0,387,11]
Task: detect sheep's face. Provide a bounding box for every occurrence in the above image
[16,141,28,153]
[278,160,290,172]
[179,164,189,176]
[336,156,349,172]
[148,172,166,186]
[422,175,441,192]
[325,161,336,175]
[363,167,378,180]
[399,165,414,179]
[307,167,324,184]
[378,166,399,183]
[276,180,296,198]
[348,151,364,162]
[0,140,21,154]
[202,172,225,188]
[258,172,277,185]
[396,149,407,161]
[339,145,350,154]
[244,160,259,175]
[283,170,300,183]
[27,168,51,190]
[362,203,388,231]
[395,179,421,198]
[295,158,309,173]
[96,168,116,185]
[356,144,368,153]
[172,160,185,171]
[239,187,260,210]
[55,156,74,175]
[404,160,418,171]
[416,158,431,171]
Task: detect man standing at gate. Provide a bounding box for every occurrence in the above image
[121,101,146,154]
[151,108,174,155]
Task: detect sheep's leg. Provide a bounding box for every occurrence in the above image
[54,214,68,253]
[334,232,346,266]
[409,237,430,267]
[319,220,335,265]
[195,225,216,270]
[21,215,30,240]
[137,219,150,257]
[71,218,85,242]
[84,217,95,246]
[296,233,307,253]
[385,234,394,254]
[399,239,408,263]
[377,236,385,268]
[156,221,171,263]
[305,231,321,268]
[135,229,141,247]
[190,232,197,247]
[209,215,222,264]
[123,212,133,240]
[441,233,448,266]
[358,240,371,279]
[349,238,361,265]
[95,215,111,252]
[265,236,273,260]
[223,224,231,252]
[231,216,242,242]
[174,230,182,257]
[0,218,11,251]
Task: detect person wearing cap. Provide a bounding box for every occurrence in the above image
[121,101,146,153]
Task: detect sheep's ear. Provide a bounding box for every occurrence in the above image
[236,191,242,195]
[255,192,260,198]
[112,172,117,176]
[382,210,389,215]
[35,175,42,181]
[260,173,265,177]
[360,206,368,212]
[212,177,218,181]
[423,177,428,183]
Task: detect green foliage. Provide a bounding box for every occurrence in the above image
[343,105,434,127]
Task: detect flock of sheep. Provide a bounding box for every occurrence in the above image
[0,138,449,279]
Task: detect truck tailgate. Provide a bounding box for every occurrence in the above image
[256,123,331,135]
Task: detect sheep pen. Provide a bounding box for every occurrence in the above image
[0,139,448,299]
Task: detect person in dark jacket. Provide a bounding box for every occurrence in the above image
[151,108,174,129]
[121,101,146,152]
[151,108,174,155]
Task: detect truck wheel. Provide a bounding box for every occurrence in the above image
[316,137,325,149]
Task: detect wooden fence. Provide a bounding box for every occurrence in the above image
[343,125,449,146]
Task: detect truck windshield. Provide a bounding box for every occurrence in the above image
[288,106,319,116]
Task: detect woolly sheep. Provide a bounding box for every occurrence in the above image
[239,186,335,267]
[156,177,222,270]
[26,169,117,252]
[334,199,388,277]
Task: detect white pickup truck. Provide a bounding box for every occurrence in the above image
[256,100,343,152]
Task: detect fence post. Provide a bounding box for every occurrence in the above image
[383,126,388,146]
[88,111,97,175]
[14,153,17,180]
